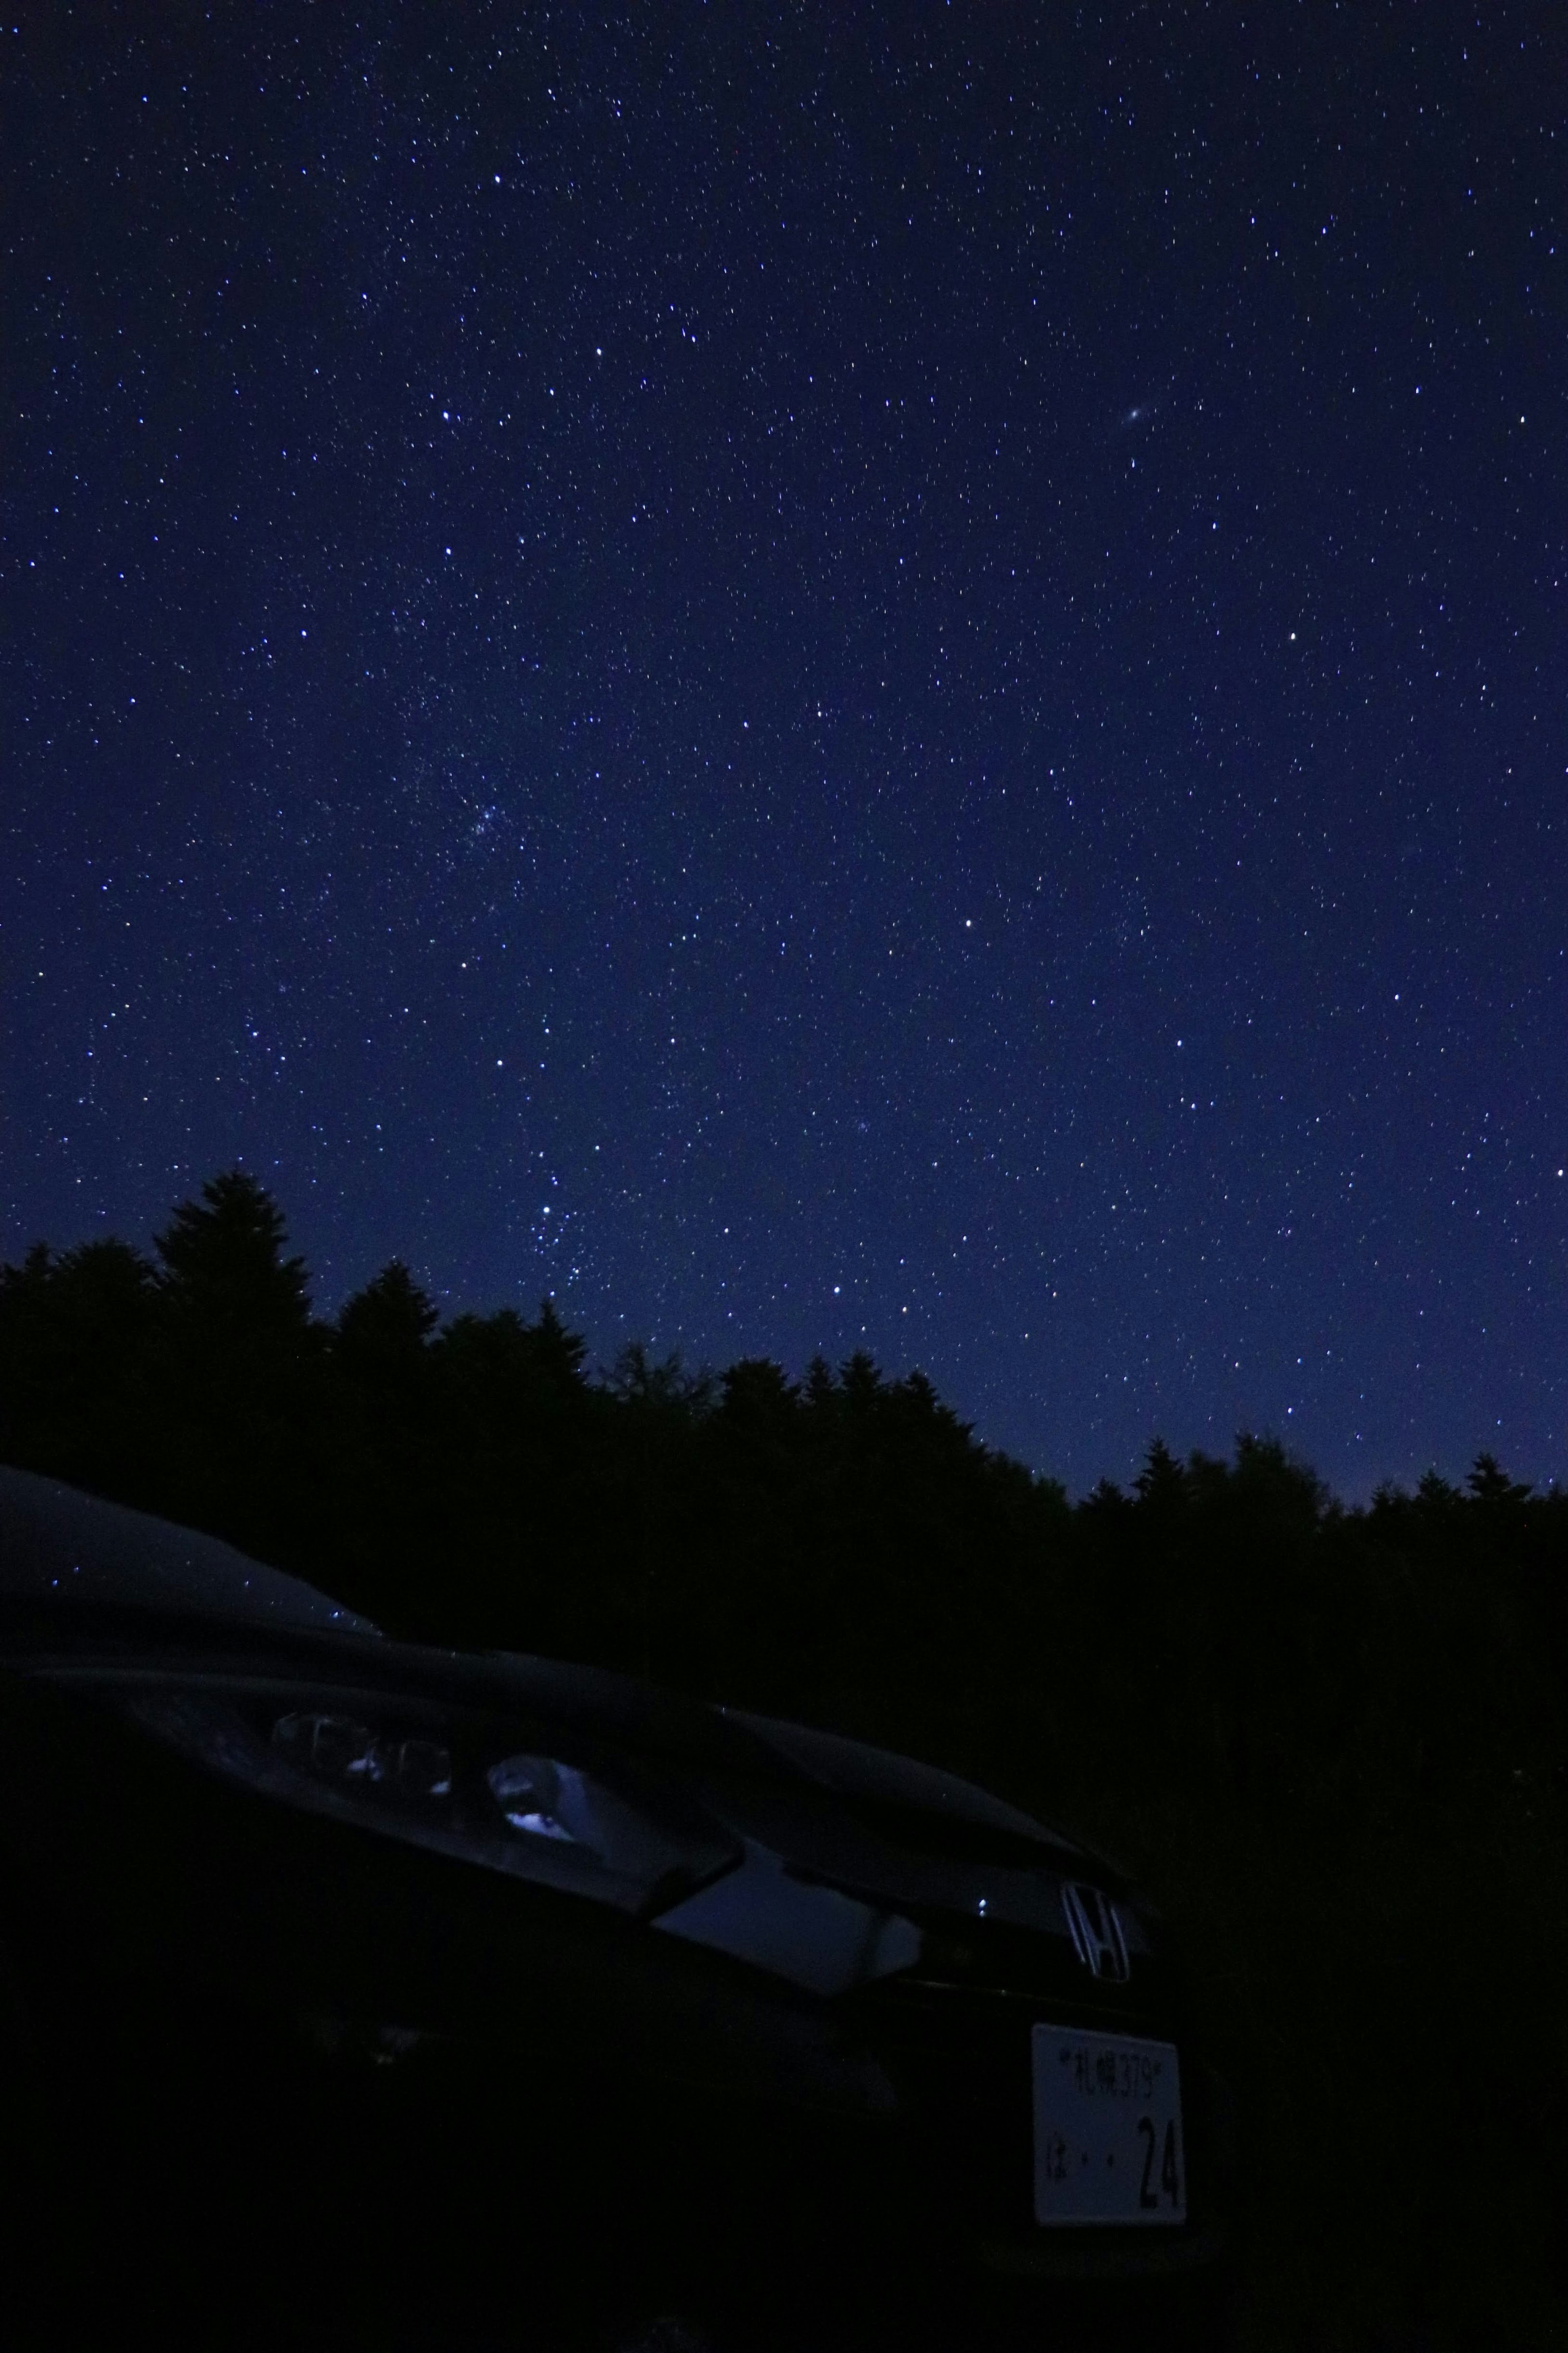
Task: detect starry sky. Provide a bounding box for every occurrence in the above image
[4,2,1566,1496]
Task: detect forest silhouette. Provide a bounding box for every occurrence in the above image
[2,1170,1565,2347]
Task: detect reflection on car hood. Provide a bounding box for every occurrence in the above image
[0,1466,379,1637]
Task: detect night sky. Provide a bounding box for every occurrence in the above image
[5,4,1566,1496]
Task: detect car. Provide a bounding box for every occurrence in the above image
[0,1463,1238,2351]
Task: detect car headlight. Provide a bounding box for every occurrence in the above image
[103,1682,741,1916]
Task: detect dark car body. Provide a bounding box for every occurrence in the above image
[0,1468,1237,2350]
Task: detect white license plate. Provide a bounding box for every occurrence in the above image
[1031,2025,1186,2226]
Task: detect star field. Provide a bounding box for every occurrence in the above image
[4,2,1566,1493]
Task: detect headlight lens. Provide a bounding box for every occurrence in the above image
[107,1682,739,1915]
[488,1752,579,1839]
[272,1711,454,1799]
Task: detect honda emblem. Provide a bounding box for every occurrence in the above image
[1062,1882,1130,1981]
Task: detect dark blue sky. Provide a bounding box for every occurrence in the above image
[5,2,1566,1496]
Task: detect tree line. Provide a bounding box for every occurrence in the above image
[0,1167,1561,1813]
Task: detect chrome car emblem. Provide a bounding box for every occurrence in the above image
[1062,1882,1130,1982]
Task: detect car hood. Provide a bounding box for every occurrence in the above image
[0,1467,1149,1999]
[0,1465,378,1636]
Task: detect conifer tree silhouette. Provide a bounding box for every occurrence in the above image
[0,1238,158,1501]
[155,1169,312,1351]
[151,1169,321,1553]
[336,1261,439,1383]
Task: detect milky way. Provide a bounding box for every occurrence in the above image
[4,5,1565,1493]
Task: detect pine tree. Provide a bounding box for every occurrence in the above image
[150,1169,322,1554]
[155,1169,312,1352]
[336,1261,439,1384]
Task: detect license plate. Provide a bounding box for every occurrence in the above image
[1031,2025,1186,2226]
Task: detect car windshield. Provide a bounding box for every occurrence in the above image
[0,1465,378,1637]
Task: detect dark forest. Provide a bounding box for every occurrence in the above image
[3,1170,1566,2348]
